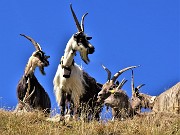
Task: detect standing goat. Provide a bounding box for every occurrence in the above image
[97,65,138,120]
[53,4,100,120]
[131,70,180,114]
[16,34,51,115]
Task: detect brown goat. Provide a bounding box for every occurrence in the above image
[97,65,139,103]
[131,70,180,114]
[97,65,139,120]
[15,34,51,115]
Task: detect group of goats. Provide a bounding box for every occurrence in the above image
[15,4,180,121]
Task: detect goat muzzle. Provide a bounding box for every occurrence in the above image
[87,44,95,54]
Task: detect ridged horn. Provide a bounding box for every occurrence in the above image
[131,70,135,96]
[70,4,82,32]
[111,65,140,83]
[81,13,88,32]
[136,84,145,90]
[20,34,42,51]
[102,65,111,82]
[117,78,127,90]
[22,78,35,103]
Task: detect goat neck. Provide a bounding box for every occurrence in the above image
[140,93,156,109]
[62,37,77,68]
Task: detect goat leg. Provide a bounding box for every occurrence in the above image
[59,90,66,121]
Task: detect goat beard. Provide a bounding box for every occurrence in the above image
[39,67,46,75]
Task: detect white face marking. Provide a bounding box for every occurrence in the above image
[150,96,156,103]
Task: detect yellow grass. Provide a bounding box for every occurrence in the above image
[0,109,179,135]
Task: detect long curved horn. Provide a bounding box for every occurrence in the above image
[20,34,42,51]
[136,84,145,90]
[70,4,82,32]
[131,70,135,96]
[102,65,111,82]
[111,65,139,83]
[81,13,88,32]
[117,78,127,90]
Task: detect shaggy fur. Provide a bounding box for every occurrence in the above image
[53,5,96,120]
[53,63,85,107]
[131,82,180,114]
[153,82,180,113]
[53,63,102,120]
[105,90,134,120]
[78,71,102,120]
[16,34,51,115]
[17,74,51,114]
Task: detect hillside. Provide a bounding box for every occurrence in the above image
[0,109,179,135]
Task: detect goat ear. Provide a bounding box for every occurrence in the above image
[45,55,50,59]
[87,37,92,40]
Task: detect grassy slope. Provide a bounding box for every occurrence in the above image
[0,109,179,135]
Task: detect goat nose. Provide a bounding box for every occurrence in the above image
[88,45,95,54]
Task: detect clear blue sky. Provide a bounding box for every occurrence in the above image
[0,1,179,112]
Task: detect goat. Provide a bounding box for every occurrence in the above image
[16,34,51,115]
[131,70,180,114]
[104,79,135,120]
[97,65,139,103]
[53,4,98,121]
[97,65,138,120]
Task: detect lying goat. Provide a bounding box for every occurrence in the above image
[16,34,51,115]
[53,4,100,121]
[131,70,180,114]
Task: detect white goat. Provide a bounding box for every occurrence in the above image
[53,4,96,120]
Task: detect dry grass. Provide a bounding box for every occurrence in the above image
[0,109,179,135]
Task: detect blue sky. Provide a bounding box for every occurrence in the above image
[0,1,179,112]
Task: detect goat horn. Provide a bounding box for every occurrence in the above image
[131,70,135,96]
[136,84,145,90]
[111,65,140,83]
[20,34,42,51]
[102,65,111,82]
[70,4,82,32]
[25,86,35,102]
[117,78,127,90]
[81,13,88,32]
[23,78,31,103]
[23,78,35,104]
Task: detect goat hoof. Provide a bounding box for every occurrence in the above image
[59,116,65,125]
[59,116,65,121]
